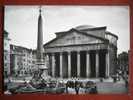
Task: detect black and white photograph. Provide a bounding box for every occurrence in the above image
[4,6,130,94]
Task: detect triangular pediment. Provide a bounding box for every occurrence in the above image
[44,30,105,47]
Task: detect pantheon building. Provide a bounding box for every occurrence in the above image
[44,25,118,78]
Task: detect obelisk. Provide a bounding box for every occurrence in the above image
[36,6,48,78]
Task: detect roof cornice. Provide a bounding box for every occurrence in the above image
[44,28,109,47]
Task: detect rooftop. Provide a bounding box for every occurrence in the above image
[75,25,96,30]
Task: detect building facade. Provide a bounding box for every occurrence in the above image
[9,44,47,77]
[117,51,129,77]
[10,44,37,77]
[4,30,11,77]
[44,25,118,78]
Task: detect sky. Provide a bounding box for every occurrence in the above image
[4,6,130,54]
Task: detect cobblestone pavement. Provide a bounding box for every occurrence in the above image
[96,81,128,94]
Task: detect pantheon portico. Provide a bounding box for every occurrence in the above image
[44,25,118,78]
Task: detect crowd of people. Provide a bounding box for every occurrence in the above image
[65,78,98,94]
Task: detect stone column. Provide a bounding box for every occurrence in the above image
[52,53,55,77]
[60,52,63,78]
[68,52,71,78]
[86,51,91,77]
[77,51,80,77]
[106,51,110,77]
[96,51,99,77]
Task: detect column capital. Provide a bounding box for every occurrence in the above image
[96,50,99,54]
[106,49,110,53]
[68,51,71,55]
[45,53,50,56]
[51,53,55,56]
[86,51,91,54]
[60,52,63,55]
[77,51,80,54]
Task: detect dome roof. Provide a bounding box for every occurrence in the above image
[75,25,96,30]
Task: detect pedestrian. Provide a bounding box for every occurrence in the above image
[75,86,79,94]
[125,79,128,88]
[113,77,117,83]
[65,84,68,93]
[75,80,80,94]
[100,78,103,82]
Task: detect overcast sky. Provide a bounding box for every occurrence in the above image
[4,6,130,54]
